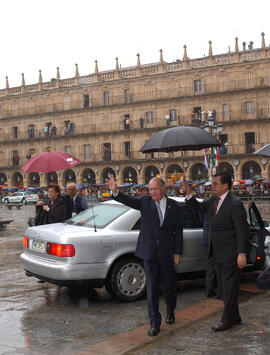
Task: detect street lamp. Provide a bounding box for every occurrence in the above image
[201,112,223,179]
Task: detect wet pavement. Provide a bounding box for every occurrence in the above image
[0,204,207,354]
[0,201,269,355]
[128,290,270,355]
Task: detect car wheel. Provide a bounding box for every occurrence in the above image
[4,199,9,204]
[22,199,27,205]
[107,257,146,302]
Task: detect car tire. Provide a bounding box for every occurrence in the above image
[107,257,146,302]
[4,199,9,204]
[22,199,27,205]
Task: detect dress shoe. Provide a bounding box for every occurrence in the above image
[148,326,160,337]
[166,313,175,324]
[211,322,232,331]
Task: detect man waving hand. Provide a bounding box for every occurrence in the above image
[106,174,183,337]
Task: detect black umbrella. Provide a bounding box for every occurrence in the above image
[253,144,270,157]
[140,126,221,153]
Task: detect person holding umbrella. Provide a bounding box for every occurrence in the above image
[182,172,249,331]
[106,174,183,337]
[36,184,67,225]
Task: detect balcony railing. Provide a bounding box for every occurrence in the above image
[1,75,270,119]
[0,142,265,170]
[0,117,180,142]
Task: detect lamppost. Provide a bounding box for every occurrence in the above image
[201,111,223,179]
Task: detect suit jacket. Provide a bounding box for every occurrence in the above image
[113,191,183,261]
[62,194,88,219]
[186,192,249,263]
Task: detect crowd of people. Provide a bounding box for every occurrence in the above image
[34,183,88,225]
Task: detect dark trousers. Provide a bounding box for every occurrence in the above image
[205,255,219,294]
[144,250,177,327]
[215,261,241,324]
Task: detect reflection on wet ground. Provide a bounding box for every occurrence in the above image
[0,201,269,354]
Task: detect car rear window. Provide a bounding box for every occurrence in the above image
[66,204,129,229]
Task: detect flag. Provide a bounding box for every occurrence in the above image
[204,149,208,169]
[215,148,219,168]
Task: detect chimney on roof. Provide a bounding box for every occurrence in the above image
[242,42,246,51]
[248,41,253,50]
[261,32,266,49]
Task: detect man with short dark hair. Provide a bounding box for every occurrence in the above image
[106,174,183,337]
[183,172,249,331]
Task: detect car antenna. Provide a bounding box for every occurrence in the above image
[90,200,97,232]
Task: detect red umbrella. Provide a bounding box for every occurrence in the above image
[21,152,81,173]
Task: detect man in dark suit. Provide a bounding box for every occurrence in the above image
[106,174,183,337]
[183,172,249,331]
[62,183,88,219]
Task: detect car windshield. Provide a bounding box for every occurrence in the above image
[66,203,129,229]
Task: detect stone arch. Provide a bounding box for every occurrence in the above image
[144,165,160,184]
[101,167,116,184]
[122,167,138,184]
[242,161,262,179]
[46,172,58,185]
[0,173,7,185]
[217,162,235,178]
[63,169,77,184]
[11,171,24,188]
[190,163,208,181]
[81,168,96,186]
[166,164,184,182]
[28,172,40,187]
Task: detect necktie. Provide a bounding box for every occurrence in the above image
[213,197,220,217]
[156,201,163,226]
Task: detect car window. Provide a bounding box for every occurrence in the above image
[12,193,17,196]
[181,204,203,228]
[66,204,129,229]
[249,202,266,229]
[131,203,203,230]
[132,218,141,230]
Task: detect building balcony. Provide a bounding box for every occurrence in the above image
[1,75,270,119]
[0,118,180,143]
[0,145,264,171]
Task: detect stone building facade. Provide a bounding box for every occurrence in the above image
[0,33,270,188]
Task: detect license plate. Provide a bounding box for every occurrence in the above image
[31,239,46,252]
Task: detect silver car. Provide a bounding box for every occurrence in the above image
[20,197,269,302]
[3,191,39,204]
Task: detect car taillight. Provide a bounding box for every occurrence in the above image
[47,243,75,257]
[24,236,29,248]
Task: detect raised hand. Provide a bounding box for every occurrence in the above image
[105,173,118,194]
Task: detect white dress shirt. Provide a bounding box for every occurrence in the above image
[156,196,167,219]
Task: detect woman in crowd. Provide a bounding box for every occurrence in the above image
[35,183,67,225]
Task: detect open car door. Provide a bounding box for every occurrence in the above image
[248,202,269,269]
